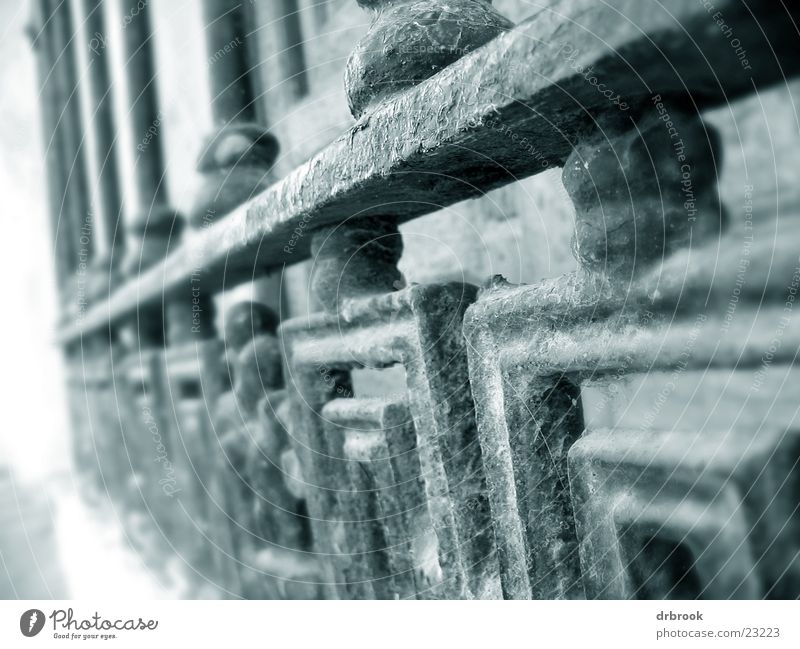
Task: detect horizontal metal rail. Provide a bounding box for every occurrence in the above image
[58,0,800,343]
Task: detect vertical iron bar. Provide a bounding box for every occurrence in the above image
[117,0,178,274]
[75,0,124,279]
[29,0,75,299]
[201,0,257,126]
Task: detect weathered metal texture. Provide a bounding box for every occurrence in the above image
[466,205,800,375]
[563,111,724,277]
[464,106,724,599]
[325,398,434,599]
[345,0,513,118]
[467,235,800,601]
[464,314,586,599]
[310,217,403,313]
[504,304,800,379]
[45,0,800,604]
[59,0,800,343]
[281,280,501,599]
[569,428,800,599]
[118,0,182,275]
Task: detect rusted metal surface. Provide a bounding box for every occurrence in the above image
[330,398,432,599]
[58,0,800,343]
[569,427,800,599]
[563,111,724,277]
[41,0,800,602]
[281,274,500,598]
[465,316,586,598]
[345,0,513,118]
[464,105,724,598]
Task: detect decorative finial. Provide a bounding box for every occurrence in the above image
[223,300,279,351]
[221,301,282,419]
[562,109,725,277]
[310,216,404,313]
[345,0,512,118]
[189,1,279,228]
[187,123,279,227]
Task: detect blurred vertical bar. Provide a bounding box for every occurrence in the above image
[69,0,128,510]
[264,0,308,107]
[52,0,93,310]
[252,0,311,319]
[29,0,115,504]
[193,1,283,316]
[311,0,329,30]
[201,0,257,126]
[191,0,278,232]
[29,0,90,309]
[74,0,123,297]
[117,0,179,275]
[298,0,329,41]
